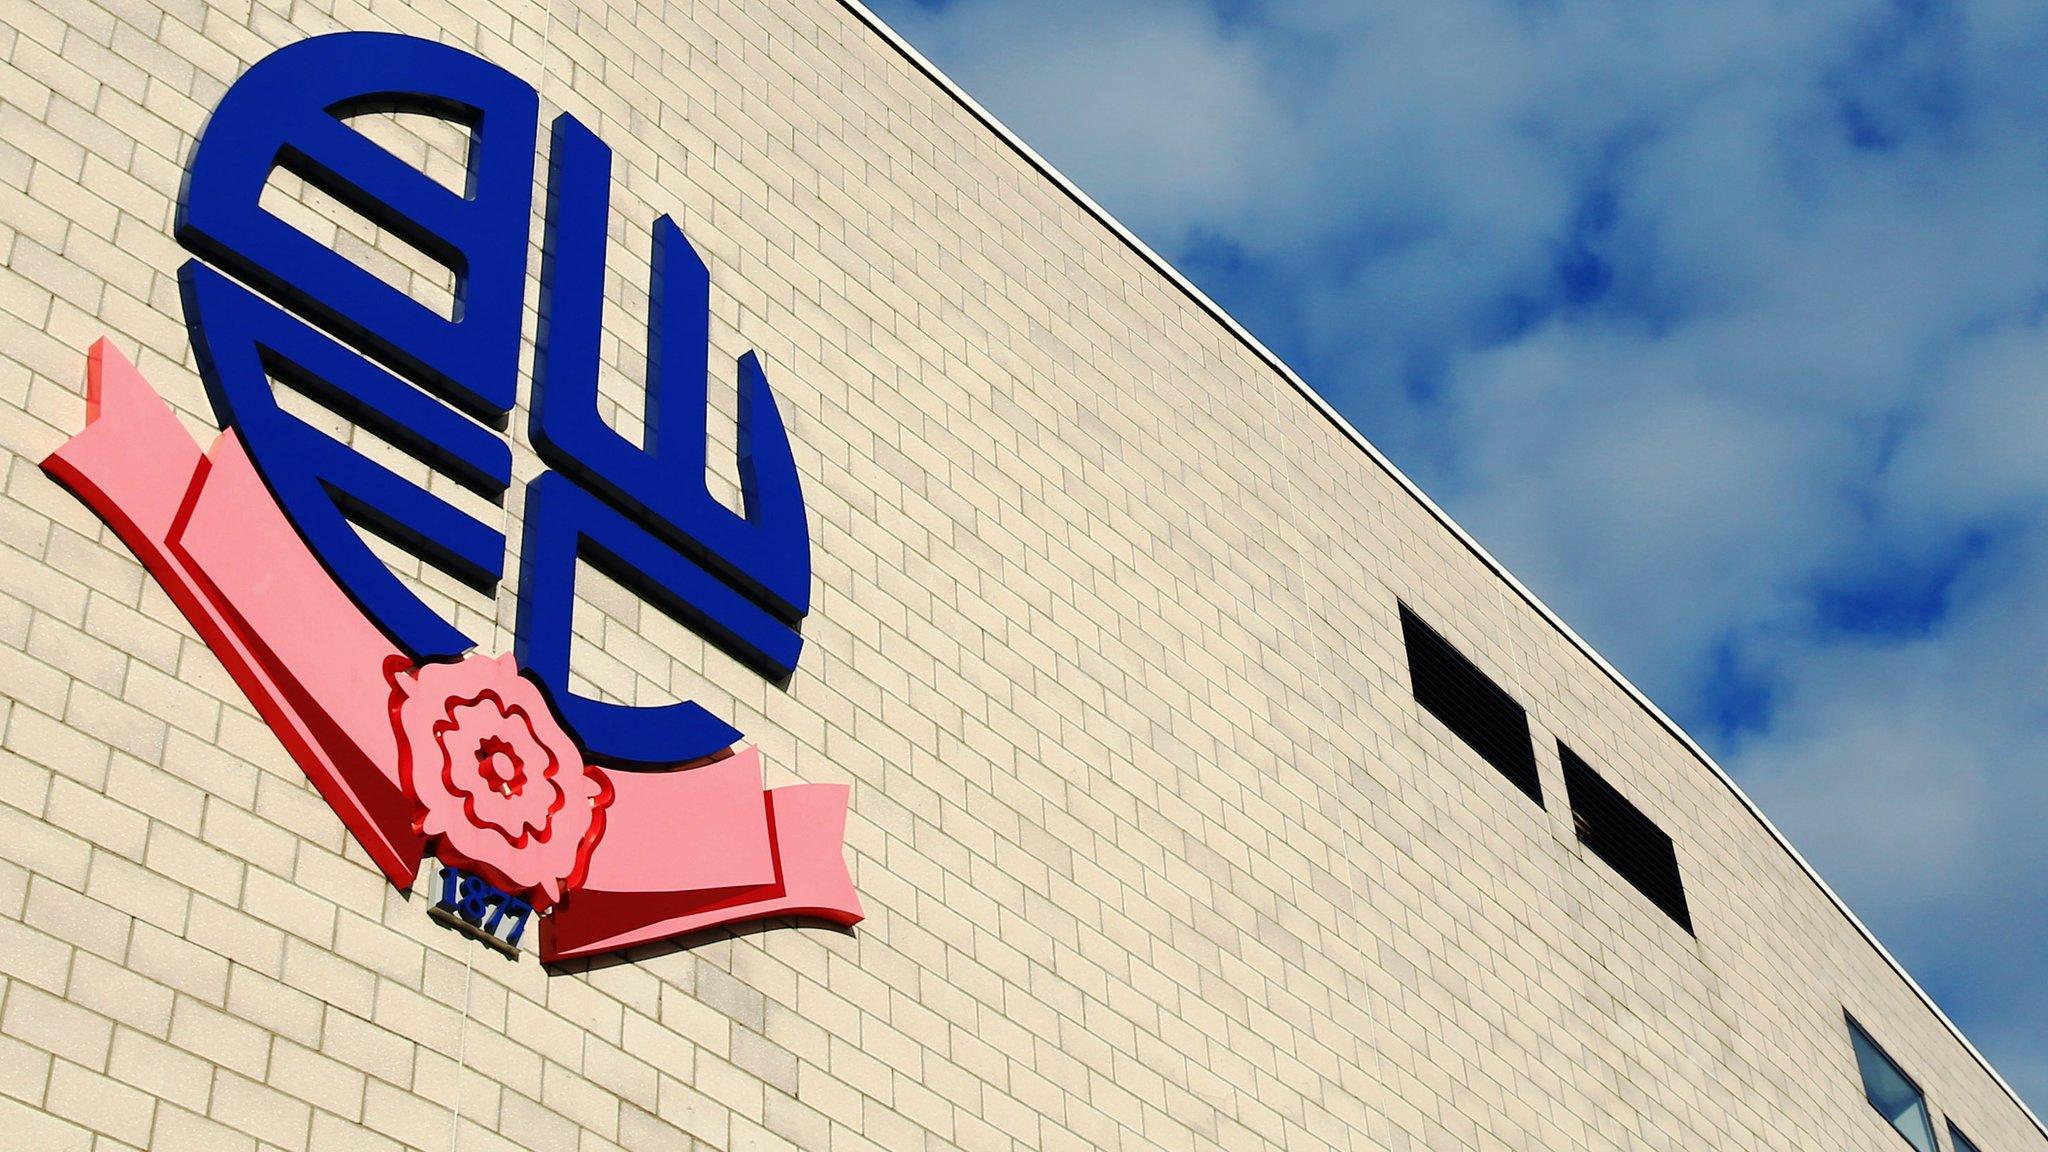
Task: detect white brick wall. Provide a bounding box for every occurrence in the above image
[0,0,2041,1149]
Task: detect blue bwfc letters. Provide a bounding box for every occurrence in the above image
[177,32,810,768]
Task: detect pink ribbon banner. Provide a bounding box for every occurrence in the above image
[43,340,861,961]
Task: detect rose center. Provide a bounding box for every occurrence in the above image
[475,737,525,797]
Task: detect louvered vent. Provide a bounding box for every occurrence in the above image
[1560,743,1692,933]
[1398,603,1541,805]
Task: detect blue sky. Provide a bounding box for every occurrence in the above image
[867,0,2048,1110]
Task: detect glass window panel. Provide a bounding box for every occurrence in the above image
[1848,1017,1937,1152]
[1948,1122,1982,1152]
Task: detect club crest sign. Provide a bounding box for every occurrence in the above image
[41,32,861,961]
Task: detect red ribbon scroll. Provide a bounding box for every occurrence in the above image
[43,340,861,961]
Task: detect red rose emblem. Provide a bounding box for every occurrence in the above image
[389,654,611,906]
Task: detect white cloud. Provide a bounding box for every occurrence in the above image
[880,0,1296,233]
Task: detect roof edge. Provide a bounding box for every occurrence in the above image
[830,0,2047,1139]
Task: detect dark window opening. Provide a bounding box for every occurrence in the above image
[1560,743,1692,933]
[1947,1122,1982,1152]
[1398,603,1541,805]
